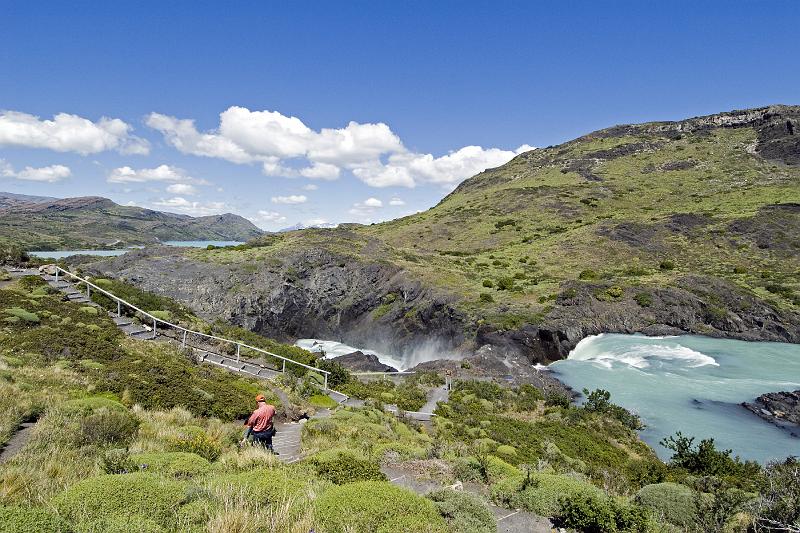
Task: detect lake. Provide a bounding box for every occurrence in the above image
[28,240,245,259]
[549,333,800,462]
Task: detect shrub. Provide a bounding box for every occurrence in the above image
[660,432,760,482]
[308,393,339,408]
[315,358,351,389]
[168,432,222,461]
[579,269,598,280]
[212,467,313,505]
[3,307,39,323]
[427,489,496,533]
[659,260,676,271]
[544,389,570,408]
[63,396,127,414]
[556,493,651,532]
[491,473,604,517]
[751,457,800,532]
[479,292,495,303]
[309,450,387,484]
[76,407,140,446]
[496,444,518,459]
[148,310,172,322]
[596,286,624,301]
[0,505,73,533]
[732,266,747,274]
[82,515,163,533]
[634,292,653,307]
[482,279,494,288]
[496,277,515,291]
[53,473,189,528]
[129,452,211,478]
[635,482,697,527]
[314,481,447,533]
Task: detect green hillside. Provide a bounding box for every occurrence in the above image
[0,195,263,250]
[1,272,795,532]
[144,106,800,361]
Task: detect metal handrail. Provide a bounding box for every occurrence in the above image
[52,266,331,390]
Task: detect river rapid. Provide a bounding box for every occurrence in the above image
[550,334,800,462]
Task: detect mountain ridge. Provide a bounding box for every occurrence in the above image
[0,193,263,249]
[82,105,800,366]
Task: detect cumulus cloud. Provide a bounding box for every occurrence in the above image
[146,106,531,188]
[166,183,197,195]
[363,197,383,207]
[151,196,228,216]
[250,210,287,225]
[271,194,307,205]
[389,197,405,206]
[302,183,318,191]
[0,160,71,183]
[107,164,200,184]
[348,197,387,220]
[0,110,149,155]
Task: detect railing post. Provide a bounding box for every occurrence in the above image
[87,285,90,298]
[236,344,240,362]
[55,268,59,284]
[324,372,329,391]
[182,330,187,348]
[282,360,286,373]
[153,318,157,339]
[117,300,121,317]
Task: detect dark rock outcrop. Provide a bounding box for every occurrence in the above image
[334,351,398,373]
[742,390,800,428]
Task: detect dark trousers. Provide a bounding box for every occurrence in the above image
[244,427,275,449]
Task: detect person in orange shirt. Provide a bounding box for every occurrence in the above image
[242,394,277,453]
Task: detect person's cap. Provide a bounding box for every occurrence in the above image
[255,394,267,402]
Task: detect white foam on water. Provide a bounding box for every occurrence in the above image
[568,334,718,369]
[296,339,407,370]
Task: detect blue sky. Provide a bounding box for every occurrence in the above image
[1,1,798,230]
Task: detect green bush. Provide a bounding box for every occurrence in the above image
[427,489,496,533]
[634,292,653,307]
[63,396,127,414]
[3,307,39,323]
[556,493,651,532]
[309,450,387,484]
[659,260,676,271]
[82,515,163,533]
[315,358,351,389]
[315,481,447,533]
[53,473,189,528]
[482,279,494,288]
[308,393,339,408]
[0,505,73,533]
[491,473,604,516]
[168,432,222,461]
[213,466,313,505]
[129,452,211,478]
[75,407,140,446]
[496,277,515,291]
[479,292,495,303]
[596,286,624,301]
[579,269,598,280]
[635,482,697,527]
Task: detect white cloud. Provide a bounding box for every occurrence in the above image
[363,197,383,208]
[271,194,307,205]
[299,162,340,180]
[250,210,287,225]
[146,106,533,188]
[389,197,405,206]
[166,183,197,195]
[151,196,228,216]
[0,160,71,183]
[0,110,149,155]
[348,197,386,220]
[107,164,199,184]
[302,184,318,191]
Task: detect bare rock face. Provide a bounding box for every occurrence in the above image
[334,351,398,373]
[742,390,800,428]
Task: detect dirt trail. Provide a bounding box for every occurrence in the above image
[0,422,36,464]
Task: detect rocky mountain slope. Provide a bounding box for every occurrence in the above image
[0,191,56,209]
[0,194,263,249]
[85,106,800,364]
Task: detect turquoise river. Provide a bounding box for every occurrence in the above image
[549,334,800,462]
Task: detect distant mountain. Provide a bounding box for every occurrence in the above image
[279,222,339,232]
[0,191,57,209]
[0,194,263,250]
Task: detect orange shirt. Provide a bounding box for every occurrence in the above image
[246,403,275,432]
